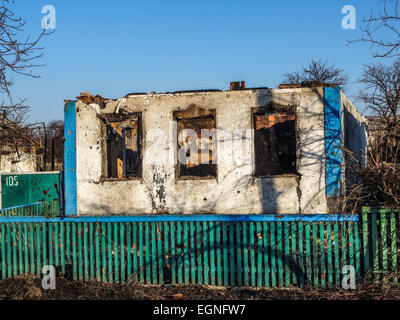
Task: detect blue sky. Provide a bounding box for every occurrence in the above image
[9,0,381,122]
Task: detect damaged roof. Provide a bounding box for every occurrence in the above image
[74,81,339,105]
[278,81,337,89]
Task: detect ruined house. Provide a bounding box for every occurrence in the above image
[64,83,367,216]
[0,114,40,173]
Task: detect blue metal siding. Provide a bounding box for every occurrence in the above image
[324,87,343,197]
[64,101,77,215]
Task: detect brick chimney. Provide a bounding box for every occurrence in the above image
[230,81,246,91]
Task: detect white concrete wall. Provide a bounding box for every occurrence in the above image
[0,151,36,173]
[342,93,367,166]
[75,87,328,215]
[341,92,368,189]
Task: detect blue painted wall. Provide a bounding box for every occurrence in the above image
[324,87,343,197]
[64,101,77,215]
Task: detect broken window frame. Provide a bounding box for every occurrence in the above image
[101,112,142,180]
[251,105,298,177]
[174,107,217,180]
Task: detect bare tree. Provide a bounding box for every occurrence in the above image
[47,120,63,135]
[282,59,349,88]
[0,0,50,170]
[359,59,400,123]
[341,58,400,210]
[46,120,64,171]
[359,59,400,165]
[0,0,49,122]
[349,0,400,58]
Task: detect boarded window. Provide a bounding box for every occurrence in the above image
[254,113,296,176]
[105,114,141,179]
[175,109,216,178]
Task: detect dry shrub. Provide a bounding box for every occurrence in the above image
[344,121,400,211]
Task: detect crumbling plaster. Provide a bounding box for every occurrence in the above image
[75,87,328,215]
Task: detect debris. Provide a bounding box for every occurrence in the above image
[278,81,336,89]
[172,293,183,300]
[125,92,147,97]
[114,98,127,114]
[1,275,400,300]
[169,89,221,94]
[76,92,108,108]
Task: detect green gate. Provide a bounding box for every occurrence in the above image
[0,173,61,209]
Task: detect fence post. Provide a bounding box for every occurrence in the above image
[390,213,398,282]
[361,207,370,278]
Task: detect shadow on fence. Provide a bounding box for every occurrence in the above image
[0,216,363,288]
[2,203,399,288]
[362,207,400,283]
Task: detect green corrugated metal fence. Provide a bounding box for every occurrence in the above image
[5,203,400,287]
[0,218,362,287]
[362,207,400,282]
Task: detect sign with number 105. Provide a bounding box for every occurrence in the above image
[5,176,18,187]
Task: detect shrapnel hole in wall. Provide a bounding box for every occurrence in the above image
[175,107,216,178]
[105,114,141,179]
[254,112,296,176]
